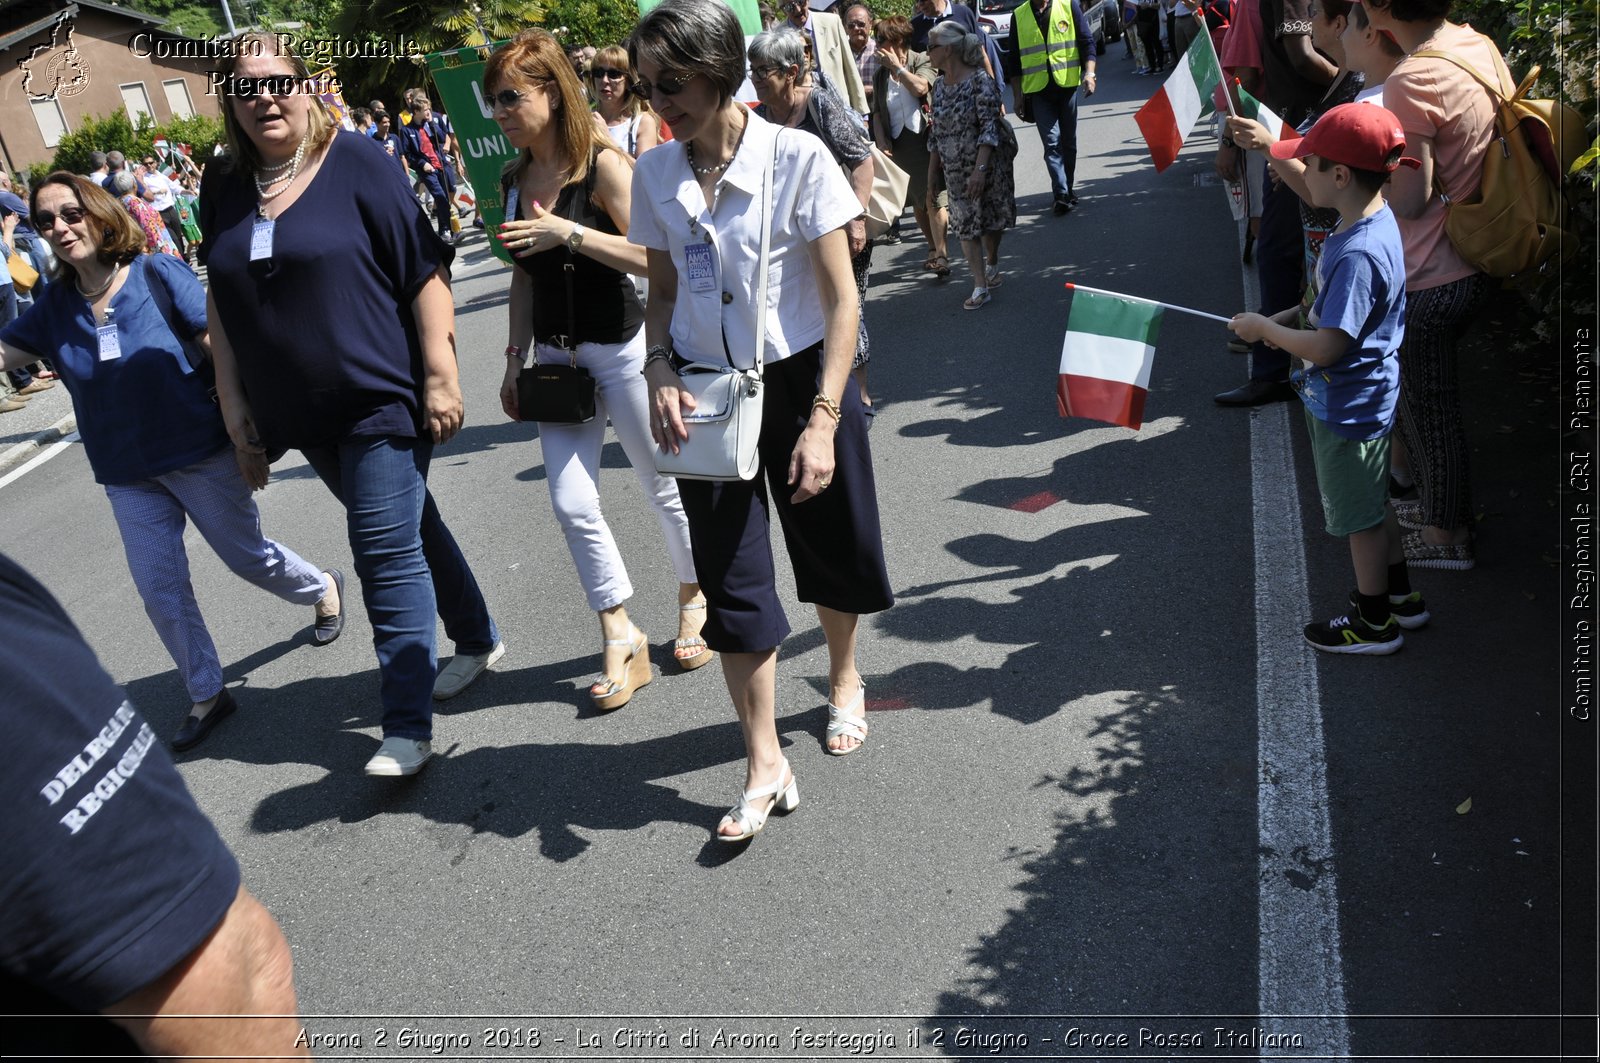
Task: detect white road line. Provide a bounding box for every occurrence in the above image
[0,432,80,492]
[1245,256,1352,1047]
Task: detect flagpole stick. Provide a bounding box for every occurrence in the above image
[1064,282,1236,325]
[1197,11,1238,118]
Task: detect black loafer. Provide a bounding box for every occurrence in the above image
[1214,379,1296,407]
[313,569,345,646]
[172,687,237,752]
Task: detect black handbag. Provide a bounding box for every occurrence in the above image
[516,189,595,424]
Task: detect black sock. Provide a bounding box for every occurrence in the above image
[1357,591,1391,625]
[1388,561,1412,598]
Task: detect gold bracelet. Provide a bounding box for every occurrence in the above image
[811,393,842,426]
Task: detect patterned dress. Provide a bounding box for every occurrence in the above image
[120,194,183,260]
[930,70,1016,240]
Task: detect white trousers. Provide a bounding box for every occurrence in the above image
[534,332,697,611]
[104,446,327,701]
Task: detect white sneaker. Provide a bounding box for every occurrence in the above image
[432,640,506,701]
[365,736,433,776]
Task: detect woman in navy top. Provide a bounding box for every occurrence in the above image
[199,34,502,777]
[490,31,705,711]
[0,173,341,751]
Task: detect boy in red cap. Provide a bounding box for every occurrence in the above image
[1230,102,1424,655]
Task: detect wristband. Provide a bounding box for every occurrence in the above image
[505,344,527,365]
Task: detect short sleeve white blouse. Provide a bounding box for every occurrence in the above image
[628,108,860,370]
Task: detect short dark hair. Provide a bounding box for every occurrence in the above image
[1315,153,1393,195]
[630,0,748,105]
[1360,0,1452,22]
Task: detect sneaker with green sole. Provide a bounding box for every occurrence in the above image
[1348,590,1431,631]
[1304,609,1404,655]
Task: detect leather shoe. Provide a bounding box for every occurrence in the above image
[0,397,25,413]
[313,568,345,645]
[17,379,55,395]
[1214,379,1296,407]
[172,687,238,751]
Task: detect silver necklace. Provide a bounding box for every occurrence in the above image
[76,263,121,300]
[254,132,310,211]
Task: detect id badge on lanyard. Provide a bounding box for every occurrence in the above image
[684,241,716,294]
[250,217,275,261]
[96,308,120,361]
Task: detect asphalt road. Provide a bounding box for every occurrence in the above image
[2,47,1592,1062]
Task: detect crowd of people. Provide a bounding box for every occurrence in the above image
[0,0,1541,1050]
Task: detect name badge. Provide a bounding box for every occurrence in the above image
[250,218,275,261]
[96,321,121,362]
[684,241,716,294]
[504,187,520,221]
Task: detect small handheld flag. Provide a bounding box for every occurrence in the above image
[1058,287,1166,430]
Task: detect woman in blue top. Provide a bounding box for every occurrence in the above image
[200,34,503,777]
[0,173,343,751]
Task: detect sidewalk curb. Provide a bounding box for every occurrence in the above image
[0,414,78,477]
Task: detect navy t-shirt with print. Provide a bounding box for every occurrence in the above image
[198,130,453,451]
[0,552,241,1056]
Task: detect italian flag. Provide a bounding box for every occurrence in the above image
[1134,30,1223,172]
[1235,82,1301,146]
[1058,287,1165,431]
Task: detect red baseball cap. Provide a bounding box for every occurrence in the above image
[1269,102,1422,172]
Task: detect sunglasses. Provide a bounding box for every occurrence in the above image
[32,205,87,230]
[231,75,302,99]
[628,72,693,99]
[590,67,629,81]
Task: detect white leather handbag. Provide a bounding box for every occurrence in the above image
[653,133,777,483]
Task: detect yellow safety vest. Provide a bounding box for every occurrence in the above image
[1017,0,1082,94]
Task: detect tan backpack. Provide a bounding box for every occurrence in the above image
[1411,45,1585,281]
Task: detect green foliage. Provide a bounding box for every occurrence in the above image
[48,111,156,176]
[539,0,645,47]
[329,0,547,102]
[43,110,222,180]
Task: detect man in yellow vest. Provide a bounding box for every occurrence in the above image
[1005,0,1097,215]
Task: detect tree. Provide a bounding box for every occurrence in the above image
[538,0,641,47]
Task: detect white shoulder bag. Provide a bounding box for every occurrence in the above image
[653,131,777,482]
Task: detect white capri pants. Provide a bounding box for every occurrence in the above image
[104,445,327,702]
[533,331,697,611]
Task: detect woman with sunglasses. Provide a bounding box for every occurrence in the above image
[0,173,342,751]
[489,29,706,712]
[589,45,662,159]
[199,33,504,777]
[629,0,894,843]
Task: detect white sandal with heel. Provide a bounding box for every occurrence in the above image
[825,680,869,756]
[717,758,799,843]
[590,625,651,711]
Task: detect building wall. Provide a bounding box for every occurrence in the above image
[0,8,221,170]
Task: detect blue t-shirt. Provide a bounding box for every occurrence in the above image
[0,552,241,1053]
[1295,205,1406,441]
[1,253,229,484]
[198,131,452,450]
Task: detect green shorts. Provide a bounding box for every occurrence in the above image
[1303,409,1390,537]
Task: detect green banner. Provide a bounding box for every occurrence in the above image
[426,46,516,265]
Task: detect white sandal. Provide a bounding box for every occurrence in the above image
[590,625,651,711]
[673,600,715,671]
[985,264,1004,288]
[963,287,991,311]
[825,680,869,756]
[717,758,799,842]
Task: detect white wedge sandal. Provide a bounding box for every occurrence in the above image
[717,758,799,843]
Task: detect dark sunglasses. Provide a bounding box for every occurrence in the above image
[628,72,693,99]
[488,88,526,108]
[590,67,629,81]
[32,205,87,230]
[231,75,302,99]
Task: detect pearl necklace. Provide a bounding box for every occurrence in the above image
[686,112,750,177]
[76,263,121,300]
[254,131,310,212]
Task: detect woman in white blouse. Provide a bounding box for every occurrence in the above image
[628,0,894,844]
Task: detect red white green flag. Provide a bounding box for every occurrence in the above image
[1133,32,1223,172]
[1235,82,1301,145]
[1058,289,1165,430]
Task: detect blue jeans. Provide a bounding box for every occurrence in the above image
[1031,85,1080,200]
[1251,178,1305,383]
[301,435,498,740]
